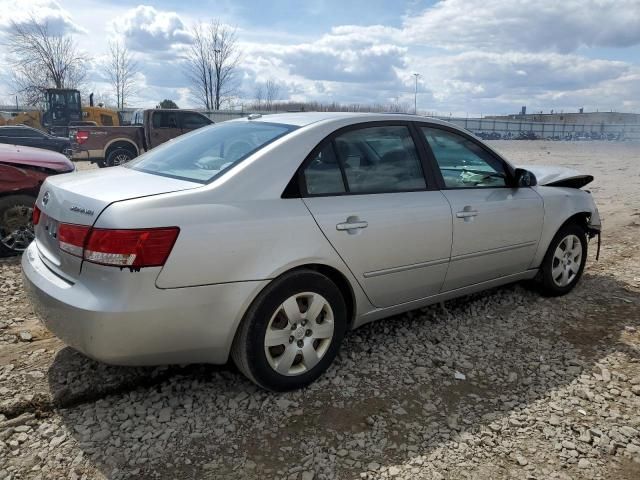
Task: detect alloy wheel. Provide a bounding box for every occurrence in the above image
[264,292,335,376]
[551,234,582,287]
[0,204,35,252]
[112,153,131,165]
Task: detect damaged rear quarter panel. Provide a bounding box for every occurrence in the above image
[529,186,599,268]
[0,162,48,197]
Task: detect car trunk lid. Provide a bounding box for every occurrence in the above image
[34,167,200,280]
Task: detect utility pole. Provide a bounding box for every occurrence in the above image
[413,73,420,114]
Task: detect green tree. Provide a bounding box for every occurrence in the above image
[159,99,178,109]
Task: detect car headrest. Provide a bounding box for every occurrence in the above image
[381,149,409,164]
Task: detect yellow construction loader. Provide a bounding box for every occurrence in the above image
[0,89,120,135]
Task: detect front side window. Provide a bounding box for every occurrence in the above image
[128,121,296,183]
[421,127,508,188]
[307,125,425,195]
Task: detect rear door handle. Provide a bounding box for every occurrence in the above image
[336,217,368,232]
[456,210,478,218]
[456,206,478,222]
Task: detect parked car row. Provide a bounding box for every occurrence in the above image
[474,130,628,141]
[0,125,73,257]
[0,125,72,156]
[0,109,214,257]
[0,144,74,256]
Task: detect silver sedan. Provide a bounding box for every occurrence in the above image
[22,113,601,391]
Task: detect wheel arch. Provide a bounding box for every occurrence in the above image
[530,209,594,269]
[104,139,139,159]
[298,263,357,329]
[230,261,359,356]
[557,211,591,233]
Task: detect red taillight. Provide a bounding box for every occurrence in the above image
[57,224,179,267]
[58,223,91,257]
[83,227,179,267]
[75,130,89,144]
[32,205,41,225]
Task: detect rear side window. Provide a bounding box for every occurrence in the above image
[128,121,297,183]
[304,144,346,195]
[13,128,42,138]
[182,112,211,129]
[0,128,17,137]
[152,111,179,129]
[303,125,426,195]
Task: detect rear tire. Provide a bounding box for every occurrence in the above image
[231,269,347,391]
[538,223,587,296]
[105,147,135,167]
[0,195,36,257]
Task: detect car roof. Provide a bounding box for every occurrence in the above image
[244,111,456,128]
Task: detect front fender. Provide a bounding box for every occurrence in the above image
[529,186,600,268]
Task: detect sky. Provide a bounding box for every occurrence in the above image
[0,0,639,115]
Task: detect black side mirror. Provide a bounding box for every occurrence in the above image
[514,168,537,187]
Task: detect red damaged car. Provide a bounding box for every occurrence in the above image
[0,143,74,256]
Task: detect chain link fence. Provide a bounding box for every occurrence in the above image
[196,110,640,141]
[442,117,640,141]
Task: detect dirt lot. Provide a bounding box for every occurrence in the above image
[1,140,639,480]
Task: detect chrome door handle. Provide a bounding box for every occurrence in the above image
[336,217,368,231]
[456,210,478,218]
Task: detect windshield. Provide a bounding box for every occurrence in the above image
[127,121,297,183]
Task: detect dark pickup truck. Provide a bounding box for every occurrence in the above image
[69,109,212,167]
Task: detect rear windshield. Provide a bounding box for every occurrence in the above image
[127,121,297,183]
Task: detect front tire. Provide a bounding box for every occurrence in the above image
[538,223,587,296]
[231,270,347,391]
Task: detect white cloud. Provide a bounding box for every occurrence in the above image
[113,5,191,53]
[402,0,640,52]
[237,25,411,106]
[404,51,640,114]
[1,0,639,113]
[0,0,85,34]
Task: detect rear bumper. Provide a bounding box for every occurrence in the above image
[21,242,267,365]
[71,150,90,161]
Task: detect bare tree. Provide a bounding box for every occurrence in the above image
[5,17,88,105]
[264,79,280,111]
[253,84,264,110]
[107,41,139,109]
[184,24,211,109]
[184,20,240,110]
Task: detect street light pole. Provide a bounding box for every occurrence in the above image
[412,73,420,114]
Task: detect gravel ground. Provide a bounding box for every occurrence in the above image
[1,141,639,480]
